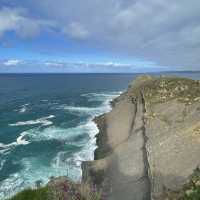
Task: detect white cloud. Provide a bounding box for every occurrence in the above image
[0,7,56,38]
[3,59,23,66]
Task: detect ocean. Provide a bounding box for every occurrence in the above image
[0,72,199,199]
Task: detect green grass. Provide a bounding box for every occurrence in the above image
[185,187,200,200]
[8,187,49,200]
[183,168,200,200]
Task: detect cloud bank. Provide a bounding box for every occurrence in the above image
[0,0,200,70]
[0,59,165,73]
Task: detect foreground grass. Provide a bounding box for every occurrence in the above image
[8,187,49,200]
[8,170,200,200]
[8,178,102,200]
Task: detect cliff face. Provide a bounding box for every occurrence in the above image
[82,75,200,200]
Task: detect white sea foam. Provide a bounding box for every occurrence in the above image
[22,119,98,144]
[0,91,122,199]
[16,133,30,145]
[40,99,49,102]
[74,92,121,171]
[19,104,29,113]
[0,173,24,199]
[61,105,98,113]
[0,148,10,154]
[58,92,122,117]
[51,120,98,166]
[0,156,82,199]
[50,91,121,179]
[81,91,122,102]
[0,159,6,171]
[14,103,29,113]
[0,142,16,150]
[0,132,30,154]
[9,115,55,127]
[50,123,98,179]
[19,107,26,113]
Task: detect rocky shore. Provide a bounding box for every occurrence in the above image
[82,75,200,200]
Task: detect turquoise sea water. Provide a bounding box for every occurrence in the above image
[0,72,199,199]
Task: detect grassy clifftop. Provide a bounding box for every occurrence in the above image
[127,75,200,104]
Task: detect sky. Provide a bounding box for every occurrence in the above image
[0,0,200,73]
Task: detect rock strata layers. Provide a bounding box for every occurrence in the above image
[82,75,200,200]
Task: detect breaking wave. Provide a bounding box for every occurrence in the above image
[0,132,30,154]
[58,91,122,117]
[9,115,55,127]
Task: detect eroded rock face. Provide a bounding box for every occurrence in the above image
[142,77,200,199]
[82,76,200,200]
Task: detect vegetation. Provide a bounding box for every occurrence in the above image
[8,178,103,200]
[129,75,200,105]
[141,76,200,104]
[8,187,49,200]
[163,168,200,200]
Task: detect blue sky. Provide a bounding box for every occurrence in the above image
[0,0,200,73]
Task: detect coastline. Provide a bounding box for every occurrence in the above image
[82,75,200,200]
[93,91,126,160]
[82,78,152,199]
[81,92,124,185]
[5,74,200,200]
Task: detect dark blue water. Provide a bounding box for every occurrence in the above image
[0,72,199,199]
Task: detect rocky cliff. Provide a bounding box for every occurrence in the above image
[82,75,200,200]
